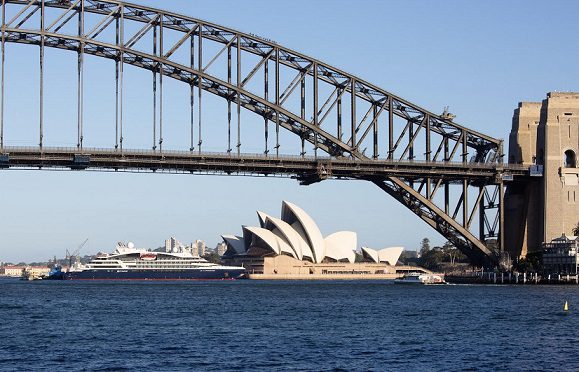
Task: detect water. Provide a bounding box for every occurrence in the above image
[1,280,578,371]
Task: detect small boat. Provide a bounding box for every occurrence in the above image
[394,273,446,285]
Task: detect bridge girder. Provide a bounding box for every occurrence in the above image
[0,0,522,265]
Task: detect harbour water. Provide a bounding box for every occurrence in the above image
[1,280,578,371]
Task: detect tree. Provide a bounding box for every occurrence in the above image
[441,241,467,265]
[418,249,445,271]
[512,251,543,273]
[419,238,431,257]
[573,221,579,236]
[203,252,221,264]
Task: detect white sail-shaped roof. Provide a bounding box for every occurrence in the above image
[264,216,314,261]
[281,201,325,263]
[221,235,245,255]
[242,226,295,258]
[226,201,398,266]
[256,211,270,228]
[361,246,404,265]
[361,247,379,263]
[378,247,404,265]
[324,231,357,263]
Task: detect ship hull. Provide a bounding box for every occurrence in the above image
[65,268,246,280]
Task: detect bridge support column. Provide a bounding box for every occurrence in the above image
[506,92,579,258]
[499,181,505,254]
[77,0,84,150]
[39,0,45,149]
[1,0,4,150]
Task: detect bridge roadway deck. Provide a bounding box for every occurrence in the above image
[0,147,529,182]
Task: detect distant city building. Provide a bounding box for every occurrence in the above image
[542,234,579,274]
[0,265,49,278]
[0,266,25,277]
[165,237,185,253]
[190,242,198,257]
[216,242,227,256]
[163,237,205,256]
[195,240,206,257]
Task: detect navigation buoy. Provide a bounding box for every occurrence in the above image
[564,301,569,312]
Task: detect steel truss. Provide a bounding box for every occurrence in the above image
[0,0,521,265]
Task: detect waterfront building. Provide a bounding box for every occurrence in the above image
[0,265,50,278]
[221,201,410,279]
[542,234,579,274]
[22,266,50,279]
[27,266,50,277]
[0,266,25,277]
[222,201,360,263]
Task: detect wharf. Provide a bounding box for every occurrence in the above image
[247,273,401,280]
[445,272,579,285]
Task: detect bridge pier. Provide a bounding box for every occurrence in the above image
[506,92,579,258]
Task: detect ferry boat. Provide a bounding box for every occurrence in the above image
[65,242,246,280]
[394,273,446,285]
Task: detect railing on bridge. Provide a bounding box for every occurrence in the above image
[0,146,529,180]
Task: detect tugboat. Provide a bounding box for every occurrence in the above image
[44,266,66,280]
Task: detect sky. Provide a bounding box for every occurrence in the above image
[1,0,578,263]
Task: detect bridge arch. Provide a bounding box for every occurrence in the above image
[0,0,519,265]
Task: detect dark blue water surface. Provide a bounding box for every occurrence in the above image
[0,280,578,371]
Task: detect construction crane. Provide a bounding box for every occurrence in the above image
[66,238,88,268]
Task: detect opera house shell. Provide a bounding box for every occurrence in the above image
[222,201,403,266]
[360,247,404,265]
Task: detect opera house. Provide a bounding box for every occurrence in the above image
[221,201,411,279]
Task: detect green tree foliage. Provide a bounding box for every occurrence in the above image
[512,251,543,273]
[418,249,446,271]
[203,252,221,264]
[442,241,468,265]
[416,241,469,271]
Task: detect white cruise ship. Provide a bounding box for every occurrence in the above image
[66,242,246,280]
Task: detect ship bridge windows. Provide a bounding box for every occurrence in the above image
[564,150,576,168]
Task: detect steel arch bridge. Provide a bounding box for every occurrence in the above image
[0,0,529,266]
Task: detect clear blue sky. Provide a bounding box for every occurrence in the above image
[1,0,578,263]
